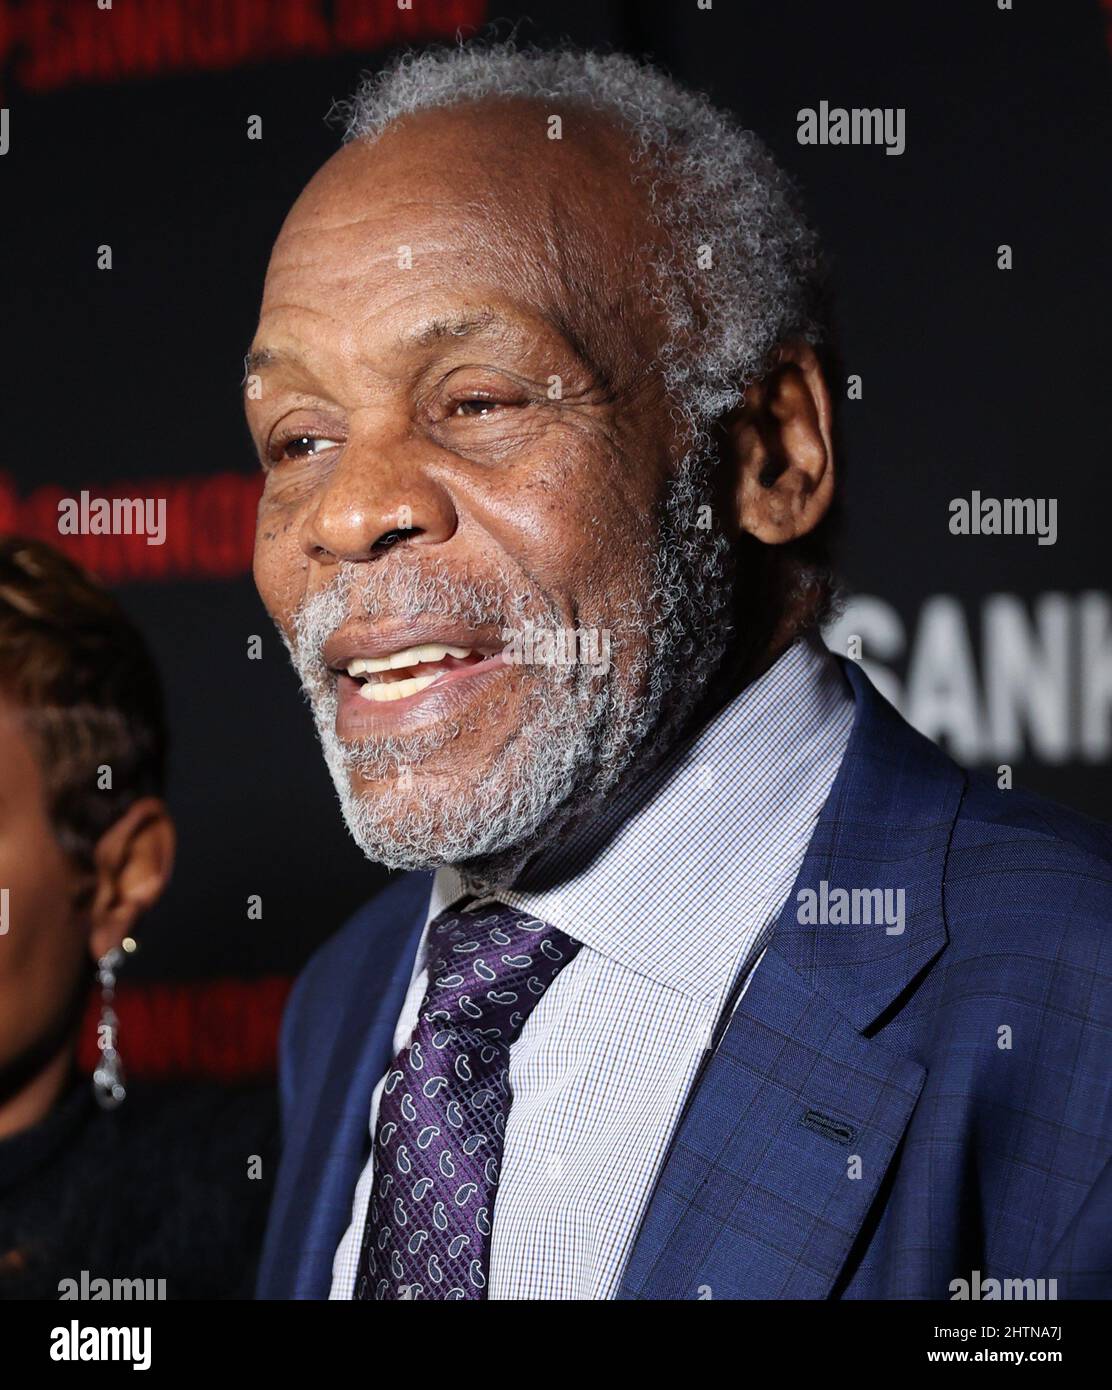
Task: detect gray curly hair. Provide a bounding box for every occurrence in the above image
[337,41,825,425]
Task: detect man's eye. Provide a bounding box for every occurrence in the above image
[271,434,341,462]
[451,398,505,417]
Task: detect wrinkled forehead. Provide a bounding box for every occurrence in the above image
[262,98,670,379]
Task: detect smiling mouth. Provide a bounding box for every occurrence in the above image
[340,642,496,703]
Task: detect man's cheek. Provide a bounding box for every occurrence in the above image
[253,536,304,630]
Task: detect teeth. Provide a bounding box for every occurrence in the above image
[346,644,471,678]
[357,672,442,703]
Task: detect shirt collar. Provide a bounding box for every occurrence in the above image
[427,633,855,1001]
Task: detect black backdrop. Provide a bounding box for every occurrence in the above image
[2,0,1110,985]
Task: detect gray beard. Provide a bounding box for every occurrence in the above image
[282,449,735,890]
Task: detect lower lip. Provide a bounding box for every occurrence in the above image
[334,651,513,739]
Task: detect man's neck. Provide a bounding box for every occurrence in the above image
[504,631,804,897]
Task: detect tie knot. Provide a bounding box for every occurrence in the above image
[422,902,580,1042]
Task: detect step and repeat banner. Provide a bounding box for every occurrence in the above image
[2,0,1109,996]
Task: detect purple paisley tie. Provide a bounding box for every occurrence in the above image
[354,901,581,1300]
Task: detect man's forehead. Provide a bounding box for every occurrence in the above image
[260,102,668,386]
[280,101,652,261]
[326,96,638,181]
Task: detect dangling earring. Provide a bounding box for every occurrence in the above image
[93,937,137,1110]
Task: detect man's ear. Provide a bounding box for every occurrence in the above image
[87,798,176,962]
[722,339,835,544]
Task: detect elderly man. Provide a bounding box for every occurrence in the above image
[249,44,1111,1301]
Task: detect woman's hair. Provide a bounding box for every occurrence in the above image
[0,536,167,867]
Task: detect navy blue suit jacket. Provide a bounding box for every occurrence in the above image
[257,660,1112,1299]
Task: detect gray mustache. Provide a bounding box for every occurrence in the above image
[289,561,533,669]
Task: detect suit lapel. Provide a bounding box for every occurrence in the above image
[618,660,966,1300]
[261,874,429,1299]
[617,948,926,1298]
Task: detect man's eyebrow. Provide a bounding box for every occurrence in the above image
[242,306,610,391]
[240,317,504,384]
[403,305,595,368]
[405,305,612,393]
[407,308,501,349]
[243,346,279,380]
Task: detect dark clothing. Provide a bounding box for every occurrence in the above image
[0,1076,278,1299]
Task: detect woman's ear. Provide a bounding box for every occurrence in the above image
[722,339,835,545]
[87,798,176,962]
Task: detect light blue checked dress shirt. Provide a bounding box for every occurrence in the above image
[331,632,855,1299]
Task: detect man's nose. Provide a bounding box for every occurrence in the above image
[299,427,458,564]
